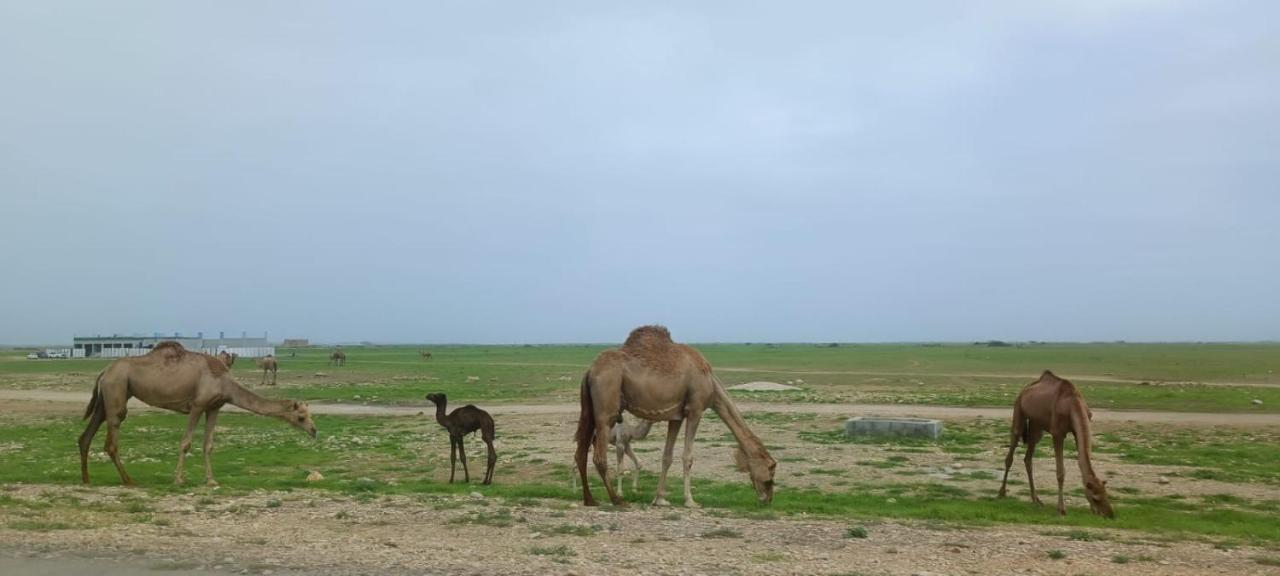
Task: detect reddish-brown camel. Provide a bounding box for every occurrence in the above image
[420,350,433,360]
[426,393,496,484]
[79,342,317,487]
[575,325,776,507]
[998,370,1115,518]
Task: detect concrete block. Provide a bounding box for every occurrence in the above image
[844,417,943,440]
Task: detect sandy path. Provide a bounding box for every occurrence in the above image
[3,390,1276,427]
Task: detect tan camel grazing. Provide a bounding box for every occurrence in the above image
[420,350,432,360]
[575,325,776,507]
[217,351,237,367]
[79,342,317,487]
[998,370,1114,518]
[256,355,278,386]
[329,350,346,367]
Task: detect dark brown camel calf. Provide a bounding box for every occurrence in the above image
[426,393,496,484]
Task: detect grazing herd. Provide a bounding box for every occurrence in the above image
[76,326,1115,518]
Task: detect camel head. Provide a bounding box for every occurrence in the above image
[282,401,317,438]
[1084,477,1114,518]
[734,447,777,504]
[425,393,446,406]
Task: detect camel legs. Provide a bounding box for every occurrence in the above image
[591,417,624,505]
[997,416,1025,498]
[272,368,277,386]
[681,414,703,508]
[1053,435,1067,516]
[483,438,496,485]
[203,409,221,486]
[448,436,458,483]
[614,442,627,497]
[458,436,471,482]
[78,407,105,484]
[104,411,134,486]
[651,420,682,507]
[1025,429,1045,506]
[174,409,204,485]
[626,444,642,491]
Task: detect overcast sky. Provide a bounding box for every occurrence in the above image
[1,1,1277,345]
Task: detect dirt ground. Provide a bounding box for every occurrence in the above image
[2,397,1279,575]
[1,483,1276,576]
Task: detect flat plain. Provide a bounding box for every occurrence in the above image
[1,342,1278,575]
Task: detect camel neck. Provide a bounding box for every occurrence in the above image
[433,401,449,426]
[227,381,288,416]
[1068,400,1099,478]
[709,379,768,457]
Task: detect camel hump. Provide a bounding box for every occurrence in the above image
[150,341,186,355]
[623,325,672,347]
[1041,369,1057,379]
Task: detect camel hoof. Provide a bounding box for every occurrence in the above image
[652,498,671,507]
[685,500,701,509]
[206,480,220,488]
[174,478,185,486]
[583,499,599,507]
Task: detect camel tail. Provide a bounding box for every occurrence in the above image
[574,371,595,451]
[1011,397,1029,445]
[83,371,105,421]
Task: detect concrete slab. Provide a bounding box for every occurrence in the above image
[844,416,943,439]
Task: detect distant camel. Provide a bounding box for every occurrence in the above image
[329,350,346,367]
[256,355,278,386]
[217,351,237,367]
[426,393,496,484]
[420,350,433,360]
[575,325,776,507]
[79,342,316,487]
[998,370,1115,518]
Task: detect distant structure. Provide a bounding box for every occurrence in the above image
[281,338,310,347]
[69,332,274,359]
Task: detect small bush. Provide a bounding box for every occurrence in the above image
[845,526,869,539]
[701,527,742,539]
[1048,550,1067,560]
[529,544,576,557]
[1112,555,1130,564]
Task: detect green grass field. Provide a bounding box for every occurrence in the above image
[2,411,1277,545]
[1,342,1278,545]
[7,342,1276,411]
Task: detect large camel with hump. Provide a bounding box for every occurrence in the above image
[79,342,317,487]
[575,325,776,507]
[998,370,1114,518]
[329,350,346,366]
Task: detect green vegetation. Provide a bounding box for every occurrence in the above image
[1048,549,1067,560]
[3,342,1280,547]
[528,544,576,558]
[5,342,1280,411]
[0,411,1277,543]
[700,527,743,538]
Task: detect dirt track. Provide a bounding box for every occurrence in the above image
[3,390,1277,427]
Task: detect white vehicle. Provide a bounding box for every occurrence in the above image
[26,353,39,359]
